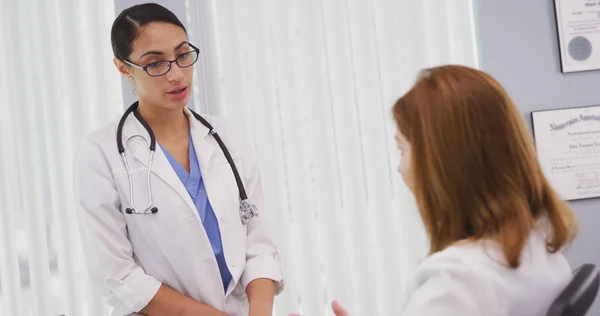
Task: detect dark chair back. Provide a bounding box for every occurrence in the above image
[546,264,600,316]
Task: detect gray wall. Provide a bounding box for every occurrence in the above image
[113,0,193,108]
[477,0,600,314]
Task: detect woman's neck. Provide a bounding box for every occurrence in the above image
[137,101,189,142]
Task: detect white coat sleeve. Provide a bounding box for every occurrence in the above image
[75,140,161,314]
[400,256,483,316]
[238,140,285,294]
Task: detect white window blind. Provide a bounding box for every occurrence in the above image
[186,0,479,315]
[0,0,122,315]
[0,0,478,315]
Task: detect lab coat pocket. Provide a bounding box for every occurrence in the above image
[113,169,201,264]
[113,158,148,177]
[114,170,152,213]
[113,169,188,221]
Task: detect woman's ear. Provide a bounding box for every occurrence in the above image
[113,57,133,79]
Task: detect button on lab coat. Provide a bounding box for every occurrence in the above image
[75,108,284,316]
[398,230,571,316]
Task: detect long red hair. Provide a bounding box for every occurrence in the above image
[393,65,578,268]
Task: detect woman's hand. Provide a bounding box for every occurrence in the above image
[139,284,228,316]
[331,301,349,316]
[288,300,349,316]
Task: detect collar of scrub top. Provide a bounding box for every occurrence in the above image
[117,102,257,223]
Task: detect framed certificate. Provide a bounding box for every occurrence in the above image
[531,105,600,200]
[554,0,600,73]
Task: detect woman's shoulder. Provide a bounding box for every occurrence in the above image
[420,231,571,273]
[75,115,124,167]
[81,115,122,147]
[400,245,487,315]
[403,233,572,315]
[412,244,475,282]
[195,113,254,159]
[411,231,572,301]
[200,113,242,138]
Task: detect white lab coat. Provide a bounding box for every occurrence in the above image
[75,107,284,316]
[398,229,572,315]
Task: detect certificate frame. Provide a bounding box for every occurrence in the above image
[553,0,600,73]
[530,104,600,201]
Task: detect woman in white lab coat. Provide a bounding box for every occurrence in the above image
[75,4,283,316]
[325,66,579,316]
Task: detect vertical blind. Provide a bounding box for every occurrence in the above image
[0,0,121,315]
[0,0,478,315]
[186,0,479,315]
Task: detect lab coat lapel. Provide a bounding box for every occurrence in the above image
[187,109,240,235]
[187,108,235,224]
[186,108,216,179]
[121,112,198,217]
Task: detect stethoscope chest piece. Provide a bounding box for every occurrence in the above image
[240,199,258,225]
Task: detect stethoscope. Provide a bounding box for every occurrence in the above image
[115,101,258,225]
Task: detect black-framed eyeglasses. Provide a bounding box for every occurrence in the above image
[123,43,200,77]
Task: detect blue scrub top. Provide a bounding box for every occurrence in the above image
[159,133,232,293]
